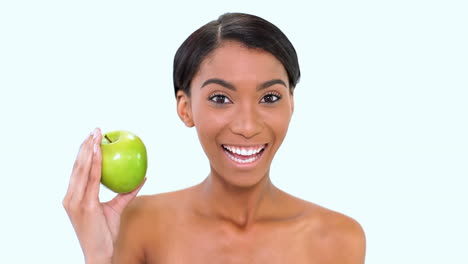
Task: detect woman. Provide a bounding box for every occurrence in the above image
[63,13,366,263]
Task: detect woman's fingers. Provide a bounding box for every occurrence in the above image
[64,129,99,205]
[64,132,92,204]
[84,128,103,202]
[105,178,147,215]
[72,129,99,201]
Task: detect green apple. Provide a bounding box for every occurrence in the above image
[100,130,147,193]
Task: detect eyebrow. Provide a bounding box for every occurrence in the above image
[200,78,287,91]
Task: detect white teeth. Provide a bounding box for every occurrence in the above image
[225,150,260,164]
[223,145,265,156]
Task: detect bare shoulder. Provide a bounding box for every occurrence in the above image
[122,185,196,223]
[114,187,196,263]
[300,201,366,264]
[118,186,196,239]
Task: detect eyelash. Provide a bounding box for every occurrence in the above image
[208,92,232,104]
[260,92,282,104]
[208,92,282,105]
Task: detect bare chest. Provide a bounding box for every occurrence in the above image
[145,221,319,264]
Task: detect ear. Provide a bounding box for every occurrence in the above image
[176,90,195,127]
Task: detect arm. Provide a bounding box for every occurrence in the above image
[112,197,148,263]
[328,215,366,264]
[338,218,366,264]
[63,128,146,263]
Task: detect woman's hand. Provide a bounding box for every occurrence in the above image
[63,128,146,263]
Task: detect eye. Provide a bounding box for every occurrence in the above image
[209,93,232,104]
[260,92,281,104]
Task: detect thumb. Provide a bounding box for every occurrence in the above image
[105,178,147,214]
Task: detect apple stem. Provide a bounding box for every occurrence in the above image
[105,134,112,143]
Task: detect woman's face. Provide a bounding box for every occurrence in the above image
[177,41,294,187]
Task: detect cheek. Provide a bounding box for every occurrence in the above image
[193,105,230,146]
[263,105,292,136]
[269,115,291,141]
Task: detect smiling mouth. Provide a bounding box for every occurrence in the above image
[222,144,267,164]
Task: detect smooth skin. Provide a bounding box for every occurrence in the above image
[64,41,365,264]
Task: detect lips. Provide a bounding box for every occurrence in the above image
[222,144,267,164]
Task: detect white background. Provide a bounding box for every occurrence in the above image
[1,0,467,263]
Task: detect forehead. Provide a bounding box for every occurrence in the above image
[194,41,288,84]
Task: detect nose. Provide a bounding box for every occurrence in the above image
[230,104,263,139]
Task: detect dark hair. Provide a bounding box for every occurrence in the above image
[173,12,300,97]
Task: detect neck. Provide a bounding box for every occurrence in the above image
[198,171,278,229]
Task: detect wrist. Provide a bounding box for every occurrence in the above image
[85,256,111,264]
[86,260,111,264]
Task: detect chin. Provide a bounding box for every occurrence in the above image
[206,142,275,188]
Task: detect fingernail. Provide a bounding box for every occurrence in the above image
[93,128,98,139]
[93,143,98,153]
